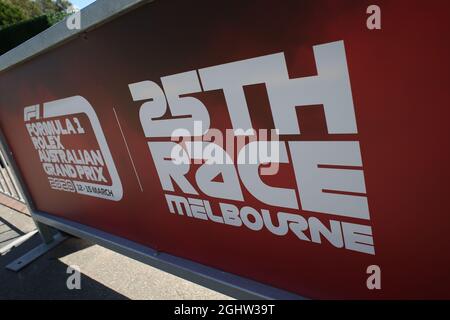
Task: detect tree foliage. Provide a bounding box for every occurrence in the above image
[0,0,73,29]
[0,1,26,28]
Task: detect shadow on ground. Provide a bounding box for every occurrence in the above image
[0,216,24,247]
[0,233,128,300]
[0,204,231,300]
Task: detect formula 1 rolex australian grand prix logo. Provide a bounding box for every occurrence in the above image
[128,40,375,256]
[24,96,123,201]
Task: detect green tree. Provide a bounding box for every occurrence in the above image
[0,1,26,28]
[6,0,42,19]
[35,0,73,14]
[0,0,74,54]
[0,0,73,28]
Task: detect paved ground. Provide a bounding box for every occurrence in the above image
[0,204,232,300]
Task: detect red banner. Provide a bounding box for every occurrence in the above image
[1,0,449,298]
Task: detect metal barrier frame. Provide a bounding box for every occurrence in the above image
[0,0,305,300]
[0,146,25,202]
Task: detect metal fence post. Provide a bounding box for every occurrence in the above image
[0,126,58,245]
[0,147,24,202]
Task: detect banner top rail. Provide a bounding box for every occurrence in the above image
[0,0,150,73]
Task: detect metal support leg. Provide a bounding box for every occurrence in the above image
[5,232,68,272]
[0,230,38,255]
[35,220,59,244]
[0,128,68,271]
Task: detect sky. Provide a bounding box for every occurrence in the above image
[70,0,97,9]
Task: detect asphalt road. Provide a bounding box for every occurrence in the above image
[0,203,232,300]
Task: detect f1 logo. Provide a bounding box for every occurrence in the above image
[24,105,40,121]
